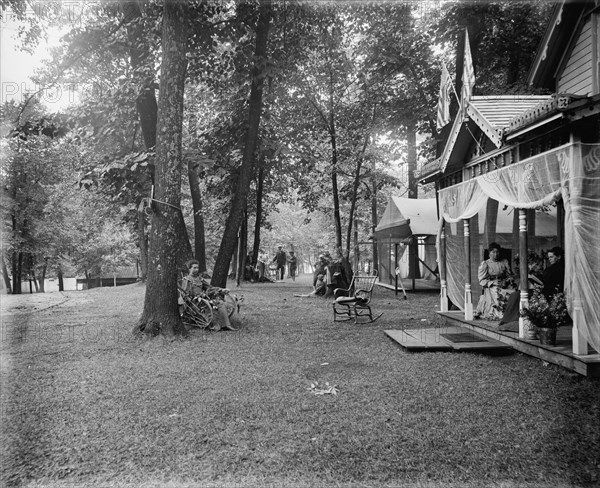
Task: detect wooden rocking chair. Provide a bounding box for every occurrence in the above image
[332,272,382,324]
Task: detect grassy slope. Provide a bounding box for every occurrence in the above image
[1,276,599,488]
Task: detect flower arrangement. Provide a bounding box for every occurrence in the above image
[496,270,517,291]
[520,286,569,329]
[492,269,517,315]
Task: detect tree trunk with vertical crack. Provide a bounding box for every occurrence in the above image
[121,0,191,278]
[134,0,189,337]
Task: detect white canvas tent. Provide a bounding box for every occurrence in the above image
[374,197,439,283]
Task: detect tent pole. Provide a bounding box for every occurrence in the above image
[394,243,398,296]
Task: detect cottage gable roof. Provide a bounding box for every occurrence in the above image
[436,96,552,175]
[470,96,552,131]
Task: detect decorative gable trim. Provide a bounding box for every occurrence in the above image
[466,103,503,148]
[439,109,464,173]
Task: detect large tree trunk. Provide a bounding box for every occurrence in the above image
[135,0,189,337]
[370,161,379,276]
[230,232,238,279]
[252,160,265,266]
[121,0,159,152]
[121,0,191,275]
[137,211,148,280]
[211,0,272,288]
[329,81,343,252]
[121,0,154,279]
[406,121,420,280]
[57,268,64,292]
[188,165,207,271]
[1,254,12,293]
[237,209,248,286]
[345,130,371,257]
[28,254,39,293]
[11,251,23,295]
[38,257,48,293]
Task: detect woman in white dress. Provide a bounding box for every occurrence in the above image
[474,242,515,320]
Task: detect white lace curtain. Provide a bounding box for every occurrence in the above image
[437,143,600,353]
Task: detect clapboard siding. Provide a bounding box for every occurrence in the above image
[560,70,593,95]
[561,62,593,88]
[558,17,593,94]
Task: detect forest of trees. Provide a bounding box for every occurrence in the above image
[0,0,552,336]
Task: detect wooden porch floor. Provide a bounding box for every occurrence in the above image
[438,311,600,378]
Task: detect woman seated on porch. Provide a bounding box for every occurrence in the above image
[474,242,516,321]
[499,247,564,328]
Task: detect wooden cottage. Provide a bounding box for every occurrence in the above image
[418,0,600,376]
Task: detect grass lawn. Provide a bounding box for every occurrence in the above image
[1,274,599,488]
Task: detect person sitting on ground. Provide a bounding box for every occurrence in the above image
[181,259,237,331]
[474,242,516,320]
[313,255,328,288]
[244,253,258,282]
[314,274,327,296]
[292,273,326,298]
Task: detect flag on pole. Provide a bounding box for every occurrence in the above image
[436,63,452,130]
[461,28,475,108]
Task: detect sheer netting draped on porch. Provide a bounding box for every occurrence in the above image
[437,143,600,352]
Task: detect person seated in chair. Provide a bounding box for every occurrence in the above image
[181,259,237,331]
[499,247,565,328]
[474,242,515,321]
[541,246,565,299]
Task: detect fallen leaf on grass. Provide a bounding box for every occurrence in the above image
[308,381,338,395]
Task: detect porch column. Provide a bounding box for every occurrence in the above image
[463,218,473,320]
[518,209,533,339]
[572,299,587,354]
[570,140,588,355]
[440,222,448,312]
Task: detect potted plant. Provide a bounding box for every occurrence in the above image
[520,286,569,346]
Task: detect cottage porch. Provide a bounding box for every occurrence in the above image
[438,311,600,378]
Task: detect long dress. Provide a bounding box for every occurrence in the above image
[181,275,235,331]
[474,258,515,321]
